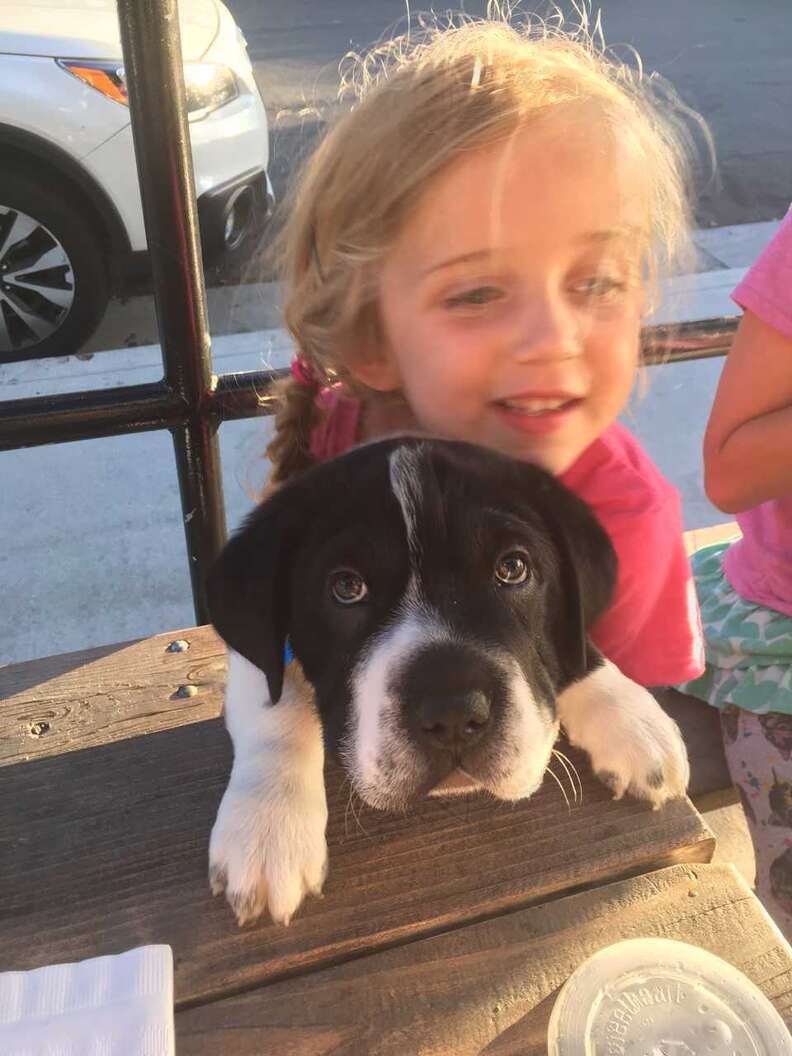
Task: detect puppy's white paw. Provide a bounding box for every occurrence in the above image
[209,775,328,925]
[582,704,689,809]
[558,661,690,809]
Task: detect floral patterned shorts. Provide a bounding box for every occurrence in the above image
[679,540,792,937]
[679,542,792,714]
[720,705,792,937]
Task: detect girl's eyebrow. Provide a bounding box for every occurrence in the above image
[576,226,642,246]
[420,228,641,278]
[420,249,492,278]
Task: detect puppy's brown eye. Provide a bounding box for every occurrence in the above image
[495,551,530,586]
[329,569,368,605]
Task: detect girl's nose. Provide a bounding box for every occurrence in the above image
[511,294,581,363]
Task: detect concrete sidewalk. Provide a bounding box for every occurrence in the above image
[0,221,780,666]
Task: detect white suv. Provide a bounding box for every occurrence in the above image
[0,0,273,362]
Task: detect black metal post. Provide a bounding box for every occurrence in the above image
[116,0,226,623]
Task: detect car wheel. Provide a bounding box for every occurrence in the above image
[0,168,110,363]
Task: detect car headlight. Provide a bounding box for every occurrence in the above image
[182,63,239,119]
[57,60,239,120]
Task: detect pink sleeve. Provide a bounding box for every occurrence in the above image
[563,425,705,687]
[732,207,792,340]
[588,495,705,686]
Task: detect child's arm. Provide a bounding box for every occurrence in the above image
[704,309,792,513]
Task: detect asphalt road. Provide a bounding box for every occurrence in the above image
[238,0,792,229]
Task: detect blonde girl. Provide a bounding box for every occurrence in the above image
[265,12,705,688]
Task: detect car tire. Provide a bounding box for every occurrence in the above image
[0,165,110,363]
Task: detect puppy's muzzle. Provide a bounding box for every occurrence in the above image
[398,643,508,772]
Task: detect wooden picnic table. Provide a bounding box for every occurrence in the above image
[2,524,792,1053]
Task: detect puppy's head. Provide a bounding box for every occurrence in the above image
[207,438,615,810]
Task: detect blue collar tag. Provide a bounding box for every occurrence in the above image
[283,639,294,665]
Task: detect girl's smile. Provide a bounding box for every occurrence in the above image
[492,393,585,436]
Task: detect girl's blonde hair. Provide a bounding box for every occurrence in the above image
[267,7,706,482]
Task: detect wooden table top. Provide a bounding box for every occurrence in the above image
[2,620,790,1054]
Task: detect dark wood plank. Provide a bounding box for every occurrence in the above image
[0,626,225,766]
[655,686,735,808]
[1,520,738,772]
[175,863,792,1056]
[0,714,714,1008]
[1,624,732,801]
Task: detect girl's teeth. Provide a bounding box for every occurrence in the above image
[501,397,570,413]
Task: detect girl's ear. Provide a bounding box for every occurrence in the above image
[346,347,402,392]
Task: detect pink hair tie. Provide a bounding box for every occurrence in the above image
[290,355,317,387]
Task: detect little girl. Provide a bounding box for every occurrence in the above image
[266,14,705,691]
[680,205,792,936]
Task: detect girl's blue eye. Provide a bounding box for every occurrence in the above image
[444,286,503,308]
[571,276,627,299]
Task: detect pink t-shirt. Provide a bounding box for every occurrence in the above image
[309,395,704,686]
[561,423,704,685]
[723,207,792,618]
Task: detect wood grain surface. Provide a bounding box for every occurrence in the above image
[0,521,750,1054]
[175,862,792,1055]
[0,626,225,767]
[1,625,732,798]
[1,710,713,1007]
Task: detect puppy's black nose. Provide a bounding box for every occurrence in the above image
[419,690,491,749]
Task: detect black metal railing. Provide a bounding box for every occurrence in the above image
[0,0,738,626]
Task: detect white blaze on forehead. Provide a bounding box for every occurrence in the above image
[388,445,424,564]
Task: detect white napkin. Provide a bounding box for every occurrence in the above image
[0,945,174,1056]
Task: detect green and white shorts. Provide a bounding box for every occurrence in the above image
[679,541,792,715]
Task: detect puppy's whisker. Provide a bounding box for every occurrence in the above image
[342,779,354,839]
[550,751,575,804]
[553,748,583,803]
[552,748,582,805]
[340,776,366,838]
[545,763,572,813]
[347,786,369,837]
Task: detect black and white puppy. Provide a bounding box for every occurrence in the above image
[207,437,689,925]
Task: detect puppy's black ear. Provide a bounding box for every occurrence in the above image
[534,476,617,685]
[206,492,295,704]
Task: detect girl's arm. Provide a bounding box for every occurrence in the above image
[703,309,792,513]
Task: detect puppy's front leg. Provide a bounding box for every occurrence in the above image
[557,659,690,808]
[209,650,328,925]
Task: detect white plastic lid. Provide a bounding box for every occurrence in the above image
[547,937,792,1055]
